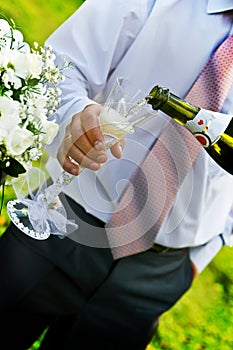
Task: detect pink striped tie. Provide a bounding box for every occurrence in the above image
[105,35,233,260]
[185,35,233,111]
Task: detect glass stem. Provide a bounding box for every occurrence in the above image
[42,167,84,205]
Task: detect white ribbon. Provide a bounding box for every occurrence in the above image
[12,167,78,238]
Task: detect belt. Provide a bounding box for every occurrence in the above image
[151,243,183,253]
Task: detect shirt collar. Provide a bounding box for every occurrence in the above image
[207,0,233,14]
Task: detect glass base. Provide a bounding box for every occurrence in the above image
[7,200,50,240]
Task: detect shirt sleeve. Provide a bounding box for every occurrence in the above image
[222,206,233,246]
[189,235,223,273]
[44,0,150,157]
[189,204,233,273]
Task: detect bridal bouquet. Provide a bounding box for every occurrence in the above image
[0,17,66,210]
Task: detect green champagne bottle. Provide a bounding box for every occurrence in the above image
[145,86,233,175]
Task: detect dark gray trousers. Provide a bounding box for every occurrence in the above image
[0,197,193,350]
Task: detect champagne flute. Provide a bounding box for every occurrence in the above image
[7,77,151,240]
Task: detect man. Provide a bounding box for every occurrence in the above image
[0,1,233,349]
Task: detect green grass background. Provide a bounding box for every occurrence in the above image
[0,1,233,349]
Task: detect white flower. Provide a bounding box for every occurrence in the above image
[0,17,68,184]
[5,126,34,156]
[29,147,42,160]
[27,52,43,78]
[0,47,10,67]
[11,29,24,49]
[1,49,42,81]
[40,119,59,144]
[0,96,21,134]
[0,19,11,47]
[2,67,22,89]
[9,50,30,79]
[0,19,11,35]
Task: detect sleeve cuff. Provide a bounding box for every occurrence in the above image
[189,235,223,273]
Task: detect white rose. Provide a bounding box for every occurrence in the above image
[0,127,7,140]
[27,53,43,78]
[5,126,34,156]
[0,96,20,130]
[2,67,22,89]
[18,42,30,54]
[8,50,29,79]
[0,19,11,48]
[0,19,11,36]
[8,51,43,79]
[11,29,24,49]
[5,50,42,80]
[40,120,59,144]
[0,47,11,68]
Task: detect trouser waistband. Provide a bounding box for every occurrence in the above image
[151,243,185,253]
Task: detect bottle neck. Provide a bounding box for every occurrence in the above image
[146,86,201,125]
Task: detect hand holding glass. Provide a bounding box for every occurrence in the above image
[7,78,151,239]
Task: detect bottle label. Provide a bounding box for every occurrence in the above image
[185,109,232,147]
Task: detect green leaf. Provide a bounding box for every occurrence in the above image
[28,78,40,87]
[3,157,26,177]
[0,181,5,214]
[0,169,7,214]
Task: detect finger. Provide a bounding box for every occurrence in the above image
[59,151,102,174]
[110,139,125,159]
[81,104,105,147]
[57,137,79,175]
[68,144,103,170]
[73,133,108,164]
[71,109,107,162]
[58,138,103,173]
[57,151,80,176]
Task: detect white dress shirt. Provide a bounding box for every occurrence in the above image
[46,0,233,272]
